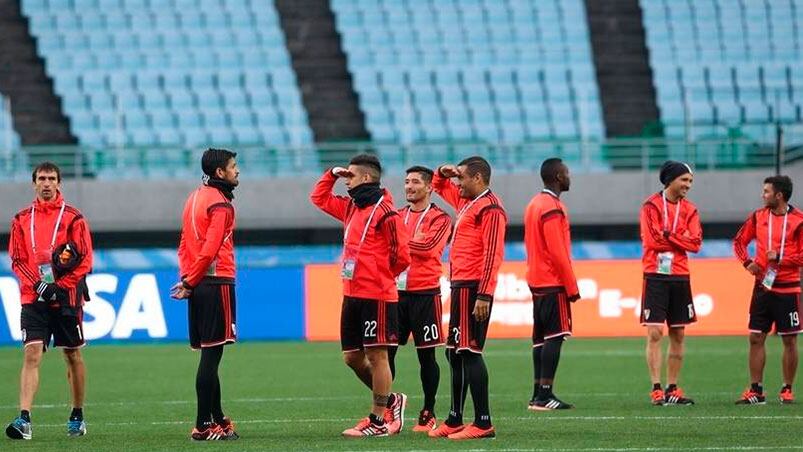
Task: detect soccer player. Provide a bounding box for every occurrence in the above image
[6,162,93,440]
[525,158,581,410]
[428,156,506,440]
[388,166,452,432]
[171,148,240,441]
[734,175,802,404]
[310,154,411,437]
[639,160,702,406]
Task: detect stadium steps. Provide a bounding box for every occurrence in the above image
[274,0,369,143]
[584,0,659,137]
[0,0,75,146]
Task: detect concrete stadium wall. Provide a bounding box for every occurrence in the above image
[1,164,800,233]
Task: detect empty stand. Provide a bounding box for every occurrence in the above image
[642,0,802,142]
[21,0,314,154]
[331,0,606,152]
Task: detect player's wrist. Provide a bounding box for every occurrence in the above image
[743,259,753,268]
[181,279,193,290]
[476,293,493,302]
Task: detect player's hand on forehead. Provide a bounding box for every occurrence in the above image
[331,166,354,178]
[439,164,460,178]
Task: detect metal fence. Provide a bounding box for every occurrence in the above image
[1,134,801,181]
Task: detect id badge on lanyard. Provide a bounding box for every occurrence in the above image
[396,269,408,290]
[762,267,777,290]
[341,196,384,281]
[395,205,430,290]
[658,192,681,275]
[763,207,789,290]
[30,202,66,300]
[657,252,674,275]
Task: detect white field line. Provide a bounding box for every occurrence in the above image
[31,414,803,429]
[0,392,747,410]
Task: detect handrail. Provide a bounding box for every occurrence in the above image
[0,134,799,181]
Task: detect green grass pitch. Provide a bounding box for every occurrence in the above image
[0,336,800,451]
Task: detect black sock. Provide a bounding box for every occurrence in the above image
[782,383,791,391]
[388,346,398,381]
[369,413,384,426]
[417,347,440,413]
[541,338,563,381]
[537,383,554,399]
[653,383,662,391]
[69,407,83,422]
[666,384,677,392]
[20,410,30,423]
[752,382,763,394]
[211,373,225,424]
[196,345,224,430]
[445,349,467,427]
[532,346,543,400]
[464,353,492,429]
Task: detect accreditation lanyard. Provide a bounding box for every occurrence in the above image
[768,206,790,263]
[404,204,431,237]
[344,196,385,248]
[30,201,66,256]
[450,189,490,247]
[662,191,681,233]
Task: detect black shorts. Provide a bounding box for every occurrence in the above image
[188,282,237,350]
[398,291,444,348]
[531,288,572,347]
[20,303,85,350]
[640,277,697,327]
[749,286,802,335]
[341,297,399,352]
[446,285,491,354]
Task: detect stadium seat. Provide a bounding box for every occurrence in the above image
[21,0,312,152]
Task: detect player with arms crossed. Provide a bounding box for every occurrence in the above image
[639,161,702,406]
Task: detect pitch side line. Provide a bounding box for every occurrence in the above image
[31,414,803,428]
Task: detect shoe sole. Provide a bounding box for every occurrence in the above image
[5,425,30,440]
[342,433,389,438]
[448,432,496,440]
[396,393,407,433]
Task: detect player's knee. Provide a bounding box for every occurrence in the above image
[23,347,43,367]
[63,349,83,366]
[781,335,797,349]
[749,333,766,346]
[647,328,663,343]
[365,348,388,366]
[343,352,363,369]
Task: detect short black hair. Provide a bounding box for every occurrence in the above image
[349,153,382,181]
[405,165,434,183]
[32,161,61,183]
[540,158,564,184]
[764,175,793,202]
[202,148,237,177]
[457,156,491,184]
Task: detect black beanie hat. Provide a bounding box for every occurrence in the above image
[659,161,693,186]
